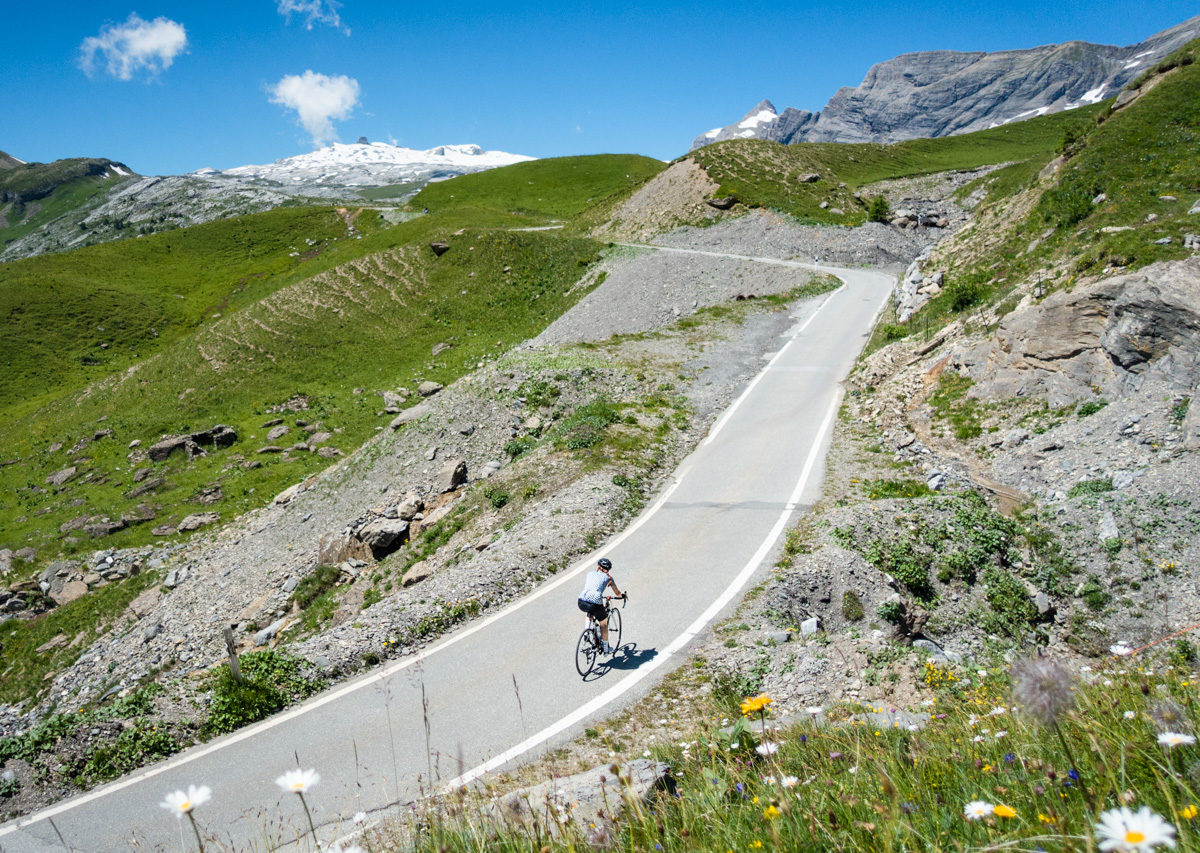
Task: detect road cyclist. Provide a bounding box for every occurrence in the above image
[577,557,625,654]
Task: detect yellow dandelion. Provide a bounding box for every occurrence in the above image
[1039,813,1056,824]
[1180,805,1199,820]
[763,805,781,820]
[740,694,773,716]
[994,804,1017,818]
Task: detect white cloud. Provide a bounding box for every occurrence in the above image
[79,14,188,80]
[278,0,349,34]
[270,71,360,147]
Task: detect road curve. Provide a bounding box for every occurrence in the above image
[0,252,894,852]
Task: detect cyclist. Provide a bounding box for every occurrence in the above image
[578,557,625,654]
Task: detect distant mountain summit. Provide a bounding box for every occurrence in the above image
[691,14,1200,150]
[196,141,534,192]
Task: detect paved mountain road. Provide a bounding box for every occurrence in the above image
[0,251,894,852]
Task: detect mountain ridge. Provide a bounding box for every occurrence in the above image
[692,13,1200,149]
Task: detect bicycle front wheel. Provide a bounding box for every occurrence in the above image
[575,628,598,676]
[608,608,622,654]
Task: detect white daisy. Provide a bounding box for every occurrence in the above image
[1095,805,1176,851]
[275,768,320,794]
[1111,643,1135,657]
[1157,732,1196,748]
[160,784,211,817]
[756,741,780,756]
[1124,711,1137,720]
[964,800,994,820]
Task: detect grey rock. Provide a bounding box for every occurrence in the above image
[282,576,299,593]
[707,196,737,210]
[357,517,410,560]
[143,623,162,642]
[1099,510,1120,543]
[402,560,432,587]
[417,381,443,397]
[147,435,195,462]
[254,617,289,646]
[926,471,947,491]
[1190,199,1200,215]
[267,425,290,441]
[1112,469,1135,489]
[437,458,468,493]
[177,512,219,533]
[766,630,791,645]
[389,403,431,429]
[912,638,944,656]
[1036,591,1053,616]
[800,616,821,636]
[45,466,78,487]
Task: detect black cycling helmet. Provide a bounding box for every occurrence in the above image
[597,558,612,570]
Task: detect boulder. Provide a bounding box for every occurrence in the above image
[1190,199,1200,215]
[429,241,451,256]
[177,512,219,533]
[274,482,305,505]
[126,587,161,618]
[191,425,237,449]
[402,561,432,587]
[318,530,371,566]
[437,458,468,493]
[147,435,194,461]
[798,173,821,183]
[417,381,443,397]
[706,196,737,210]
[86,519,126,538]
[307,431,332,447]
[0,549,11,575]
[316,447,341,458]
[357,518,410,560]
[124,477,165,499]
[394,493,425,520]
[267,425,290,441]
[51,580,89,605]
[254,617,289,646]
[45,466,78,487]
[390,403,431,429]
[151,524,175,536]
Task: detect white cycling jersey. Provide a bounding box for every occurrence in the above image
[578,570,611,604]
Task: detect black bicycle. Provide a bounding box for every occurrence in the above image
[575,595,626,677]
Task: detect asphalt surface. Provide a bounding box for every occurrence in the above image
[0,253,893,852]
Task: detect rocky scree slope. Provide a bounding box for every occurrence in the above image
[692,14,1200,149]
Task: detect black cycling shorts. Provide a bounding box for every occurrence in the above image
[578,598,607,620]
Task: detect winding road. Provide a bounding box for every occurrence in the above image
[0,249,894,851]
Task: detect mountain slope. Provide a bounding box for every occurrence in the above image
[692,14,1200,149]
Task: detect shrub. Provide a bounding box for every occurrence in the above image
[1068,478,1114,498]
[981,567,1039,639]
[290,564,341,610]
[841,591,865,622]
[943,278,985,312]
[202,650,325,738]
[867,195,892,223]
[552,397,620,450]
[1077,398,1108,417]
[876,601,904,624]
[76,722,180,785]
[483,486,510,509]
[503,435,536,458]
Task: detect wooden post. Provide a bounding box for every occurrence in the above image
[223,626,243,684]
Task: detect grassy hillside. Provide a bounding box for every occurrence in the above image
[0,160,138,252]
[690,105,1107,225]
[410,154,666,227]
[0,154,656,561]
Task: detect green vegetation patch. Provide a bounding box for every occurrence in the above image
[927,372,987,441]
[202,649,326,738]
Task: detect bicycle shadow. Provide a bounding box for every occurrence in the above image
[583,644,658,681]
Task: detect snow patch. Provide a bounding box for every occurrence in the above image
[111,165,130,176]
[737,109,776,129]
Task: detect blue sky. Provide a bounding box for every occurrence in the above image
[3,1,1197,174]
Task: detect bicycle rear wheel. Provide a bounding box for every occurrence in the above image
[608,608,622,654]
[575,628,598,676]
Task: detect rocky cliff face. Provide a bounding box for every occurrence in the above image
[691,15,1200,150]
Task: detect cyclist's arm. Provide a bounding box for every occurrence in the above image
[607,579,625,598]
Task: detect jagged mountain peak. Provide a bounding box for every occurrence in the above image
[691,14,1200,150]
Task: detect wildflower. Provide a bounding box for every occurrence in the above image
[1011,657,1076,727]
[1111,644,1135,657]
[276,768,320,794]
[964,801,994,820]
[780,775,799,787]
[995,731,1008,739]
[160,785,211,817]
[994,804,1017,818]
[740,695,772,716]
[1148,700,1189,733]
[353,811,367,824]
[829,751,843,760]
[763,805,781,820]
[1004,753,1016,763]
[756,742,780,756]
[972,735,985,743]
[806,706,823,715]
[989,705,1007,716]
[750,842,763,850]
[1125,711,1138,720]
[1095,805,1177,851]
[1178,805,1198,820]
[1157,732,1196,748]
[1039,813,1056,824]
